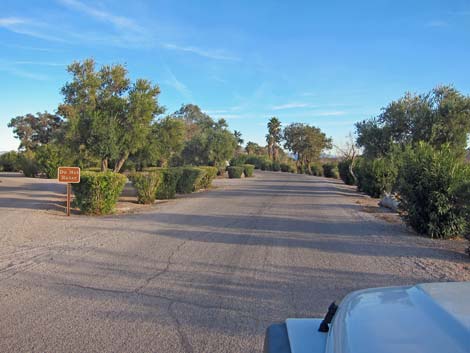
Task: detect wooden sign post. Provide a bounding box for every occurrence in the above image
[57,167,81,216]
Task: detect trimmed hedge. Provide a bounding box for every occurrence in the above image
[272,161,281,171]
[310,164,323,176]
[243,164,255,177]
[72,171,126,215]
[197,166,218,188]
[129,171,162,204]
[397,143,470,239]
[322,163,339,179]
[176,167,205,194]
[227,166,244,178]
[156,168,180,199]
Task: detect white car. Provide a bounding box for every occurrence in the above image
[264,281,470,353]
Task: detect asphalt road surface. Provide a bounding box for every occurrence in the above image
[0,171,468,353]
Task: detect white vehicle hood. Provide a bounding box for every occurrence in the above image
[325,281,470,353]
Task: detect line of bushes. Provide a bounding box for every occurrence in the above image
[72,166,219,214]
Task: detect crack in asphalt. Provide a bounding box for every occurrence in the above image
[54,282,262,323]
[168,301,194,353]
[133,239,189,294]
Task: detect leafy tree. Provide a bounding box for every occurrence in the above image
[266,117,282,161]
[283,123,332,171]
[245,141,267,156]
[174,104,237,167]
[153,116,186,167]
[8,112,63,151]
[356,86,470,158]
[58,58,163,172]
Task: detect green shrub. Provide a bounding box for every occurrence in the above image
[128,172,162,204]
[35,144,66,179]
[230,155,248,166]
[310,164,323,176]
[216,166,227,176]
[355,157,398,198]
[322,163,339,179]
[0,151,20,172]
[280,163,289,172]
[243,164,255,177]
[260,159,272,171]
[338,159,356,185]
[245,156,270,169]
[176,167,205,194]
[156,168,181,199]
[197,166,218,188]
[397,143,470,239]
[19,152,39,178]
[72,171,126,215]
[272,161,281,171]
[227,166,244,178]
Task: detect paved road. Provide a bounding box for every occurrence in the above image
[0,171,468,353]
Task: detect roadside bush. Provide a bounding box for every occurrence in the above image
[197,166,218,188]
[280,163,289,172]
[0,151,21,172]
[176,167,206,194]
[272,161,281,172]
[245,156,270,170]
[35,144,67,179]
[355,157,398,198]
[322,163,339,179]
[156,168,181,199]
[243,164,255,177]
[230,155,248,166]
[216,166,227,176]
[397,143,470,239]
[310,164,323,176]
[72,171,126,215]
[19,152,39,178]
[128,171,162,204]
[227,166,244,178]
[260,159,272,171]
[338,159,356,185]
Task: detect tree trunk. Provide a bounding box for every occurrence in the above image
[113,153,129,173]
[101,159,108,172]
[349,154,357,184]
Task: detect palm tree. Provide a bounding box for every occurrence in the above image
[266,117,282,161]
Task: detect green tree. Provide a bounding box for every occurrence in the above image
[266,117,282,161]
[283,123,332,171]
[8,112,63,151]
[153,116,185,167]
[58,58,163,172]
[356,86,470,158]
[176,105,237,167]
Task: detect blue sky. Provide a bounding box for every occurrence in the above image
[1,0,470,151]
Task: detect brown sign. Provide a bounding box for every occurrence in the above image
[58,167,81,183]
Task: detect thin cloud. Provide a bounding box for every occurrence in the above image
[164,68,192,101]
[272,102,312,110]
[163,43,240,61]
[0,17,68,42]
[0,17,26,26]
[426,20,448,27]
[58,0,141,31]
[0,66,49,81]
[14,61,66,66]
[312,111,347,117]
